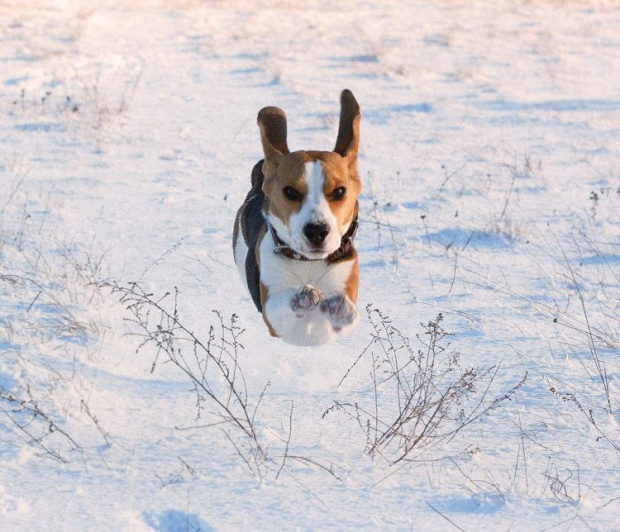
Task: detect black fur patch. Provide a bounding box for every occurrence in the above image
[237,160,267,312]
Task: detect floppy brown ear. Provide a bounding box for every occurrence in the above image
[257,106,289,194]
[333,89,361,165]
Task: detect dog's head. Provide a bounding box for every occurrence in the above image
[258,90,361,260]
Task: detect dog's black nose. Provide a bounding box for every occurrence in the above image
[303,222,330,245]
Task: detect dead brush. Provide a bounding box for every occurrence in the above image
[103,280,345,484]
[325,306,527,464]
[0,200,109,463]
[0,384,81,463]
[547,377,620,454]
[553,232,619,414]
[9,61,143,150]
[102,280,270,480]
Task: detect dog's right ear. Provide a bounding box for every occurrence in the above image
[257,106,289,195]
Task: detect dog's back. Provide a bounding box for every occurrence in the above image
[233,161,267,312]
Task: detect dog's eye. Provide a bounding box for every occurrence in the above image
[331,187,346,201]
[283,186,303,201]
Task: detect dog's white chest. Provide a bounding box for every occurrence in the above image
[259,233,353,297]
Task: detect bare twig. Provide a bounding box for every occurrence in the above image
[276,401,294,480]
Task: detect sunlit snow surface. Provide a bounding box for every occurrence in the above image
[1,1,619,530]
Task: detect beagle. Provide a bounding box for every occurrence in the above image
[233,90,362,346]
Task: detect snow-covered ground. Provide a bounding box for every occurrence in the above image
[1,0,619,530]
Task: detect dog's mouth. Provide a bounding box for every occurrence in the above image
[299,248,331,260]
[296,238,344,259]
[271,230,335,260]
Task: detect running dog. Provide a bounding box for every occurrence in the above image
[233,90,362,346]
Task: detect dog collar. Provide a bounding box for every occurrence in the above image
[270,216,358,264]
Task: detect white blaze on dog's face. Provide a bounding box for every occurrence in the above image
[288,159,342,258]
[257,91,361,258]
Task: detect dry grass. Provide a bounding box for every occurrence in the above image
[325,306,527,465]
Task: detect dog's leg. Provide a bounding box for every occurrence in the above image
[263,285,344,346]
[319,255,360,335]
[320,295,360,334]
[265,285,323,325]
[290,285,323,316]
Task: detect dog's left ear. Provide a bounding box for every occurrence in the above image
[258,106,289,195]
[333,89,361,171]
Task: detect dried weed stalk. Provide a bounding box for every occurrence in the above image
[103,281,269,479]
[0,385,80,463]
[325,306,526,464]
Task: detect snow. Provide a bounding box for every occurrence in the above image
[1,0,619,530]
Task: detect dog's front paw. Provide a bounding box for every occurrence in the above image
[291,285,323,314]
[320,295,359,331]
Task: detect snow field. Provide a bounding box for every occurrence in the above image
[1,0,619,530]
